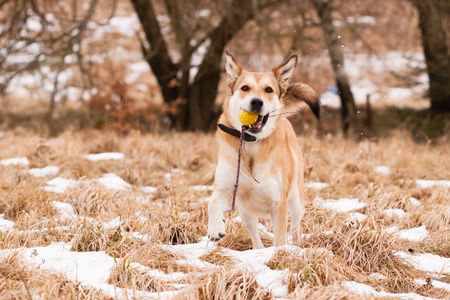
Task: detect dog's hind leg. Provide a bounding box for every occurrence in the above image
[271,201,288,247]
[239,211,264,249]
[288,185,305,244]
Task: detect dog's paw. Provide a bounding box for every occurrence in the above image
[207,219,226,242]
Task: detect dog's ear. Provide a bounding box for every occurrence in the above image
[272,55,298,94]
[282,83,320,119]
[225,51,242,90]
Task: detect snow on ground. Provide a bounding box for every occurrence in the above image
[51,201,77,221]
[164,238,306,297]
[142,186,157,193]
[315,197,367,212]
[343,281,440,300]
[43,173,132,193]
[305,182,330,190]
[44,177,78,193]
[0,157,30,166]
[28,166,60,177]
[373,166,390,175]
[349,212,368,222]
[409,197,422,206]
[98,173,131,191]
[384,208,408,218]
[385,225,429,242]
[84,152,124,162]
[317,51,428,108]
[415,279,450,293]
[397,226,429,242]
[0,214,15,230]
[0,243,174,299]
[395,251,450,274]
[416,180,450,189]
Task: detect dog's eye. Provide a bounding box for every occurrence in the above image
[265,87,273,93]
[241,85,249,92]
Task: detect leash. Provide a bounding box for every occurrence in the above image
[225,125,246,213]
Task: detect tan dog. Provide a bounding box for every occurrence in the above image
[207,52,320,249]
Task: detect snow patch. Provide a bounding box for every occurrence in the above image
[373,166,390,175]
[343,281,440,300]
[416,180,450,189]
[51,201,77,221]
[84,152,124,162]
[384,208,408,218]
[0,214,15,231]
[385,226,399,234]
[315,198,367,212]
[397,226,429,242]
[0,243,162,299]
[409,197,422,206]
[349,212,368,222]
[142,186,157,193]
[44,177,77,193]
[395,251,450,274]
[387,88,413,100]
[305,182,329,190]
[1,157,30,166]
[102,216,121,230]
[28,166,60,177]
[98,173,131,191]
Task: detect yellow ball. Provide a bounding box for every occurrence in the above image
[239,110,259,126]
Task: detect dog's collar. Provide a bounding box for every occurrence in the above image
[218,123,258,142]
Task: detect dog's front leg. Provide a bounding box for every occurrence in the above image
[208,159,235,242]
[207,187,230,241]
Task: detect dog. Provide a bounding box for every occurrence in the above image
[207,52,320,249]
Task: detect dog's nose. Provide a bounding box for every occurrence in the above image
[250,98,263,112]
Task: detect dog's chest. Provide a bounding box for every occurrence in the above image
[236,161,282,216]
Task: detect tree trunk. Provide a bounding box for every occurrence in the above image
[130,0,254,131]
[187,0,254,131]
[411,0,450,112]
[311,0,356,134]
[130,0,179,104]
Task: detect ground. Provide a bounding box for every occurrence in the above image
[0,128,449,299]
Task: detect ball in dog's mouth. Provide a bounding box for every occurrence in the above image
[247,114,269,133]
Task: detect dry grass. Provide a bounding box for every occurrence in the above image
[0,252,112,299]
[219,220,274,251]
[107,261,172,293]
[0,128,449,299]
[188,268,272,300]
[266,247,355,291]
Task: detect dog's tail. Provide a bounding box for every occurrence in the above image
[281,83,320,119]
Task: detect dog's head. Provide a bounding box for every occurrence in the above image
[224,52,320,140]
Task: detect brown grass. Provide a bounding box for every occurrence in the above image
[189,268,272,300]
[266,247,355,292]
[0,128,449,299]
[107,260,172,293]
[0,252,112,299]
[218,220,274,251]
[301,219,417,277]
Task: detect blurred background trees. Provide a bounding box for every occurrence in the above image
[0,0,449,136]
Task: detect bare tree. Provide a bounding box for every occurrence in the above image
[310,0,356,134]
[410,0,450,112]
[130,0,260,131]
[0,0,100,119]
